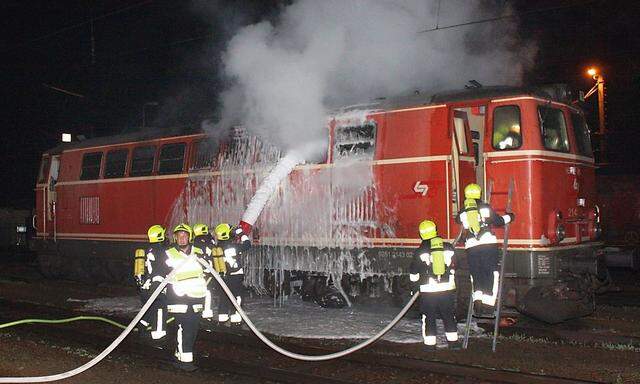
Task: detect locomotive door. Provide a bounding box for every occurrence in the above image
[451,110,474,217]
[45,155,60,239]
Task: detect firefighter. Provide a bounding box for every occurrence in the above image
[161,223,208,371]
[193,223,216,320]
[456,183,514,317]
[215,222,250,324]
[409,220,458,349]
[136,224,169,343]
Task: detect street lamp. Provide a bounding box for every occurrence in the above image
[142,101,159,128]
[584,67,605,161]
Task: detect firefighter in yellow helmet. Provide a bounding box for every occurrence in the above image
[136,225,169,344]
[456,183,515,317]
[157,223,208,371]
[215,222,251,324]
[409,220,458,349]
[192,223,217,320]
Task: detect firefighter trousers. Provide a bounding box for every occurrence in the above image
[466,243,499,305]
[419,291,457,344]
[139,288,167,340]
[167,296,204,363]
[218,274,244,320]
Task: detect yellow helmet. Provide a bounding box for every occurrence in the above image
[215,223,232,241]
[193,223,209,237]
[418,220,437,240]
[147,225,166,243]
[173,223,193,242]
[464,183,482,200]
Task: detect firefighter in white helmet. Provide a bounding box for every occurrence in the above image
[409,220,459,349]
[136,224,169,344]
[193,223,216,320]
[215,222,251,324]
[160,223,208,371]
[456,183,514,317]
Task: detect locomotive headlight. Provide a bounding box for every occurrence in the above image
[556,211,563,220]
[556,224,566,242]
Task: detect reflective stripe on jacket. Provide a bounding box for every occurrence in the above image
[165,246,207,298]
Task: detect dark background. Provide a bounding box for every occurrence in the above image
[1,0,638,209]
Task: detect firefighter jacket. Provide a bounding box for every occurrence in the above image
[142,243,168,291]
[218,228,251,276]
[162,245,208,299]
[409,237,456,293]
[456,198,512,249]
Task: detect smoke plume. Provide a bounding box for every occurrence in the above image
[216,0,536,157]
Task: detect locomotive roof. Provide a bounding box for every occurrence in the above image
[332,85,569,115]
[374,85,560,111]
[44,125,202,155]
[46,85,570,154]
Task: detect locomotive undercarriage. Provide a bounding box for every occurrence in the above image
[32,238,605,323]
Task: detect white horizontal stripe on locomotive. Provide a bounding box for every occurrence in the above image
[53,154,467,187]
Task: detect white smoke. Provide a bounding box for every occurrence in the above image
[217,0,536,155]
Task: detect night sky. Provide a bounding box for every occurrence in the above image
[1,0,638,210]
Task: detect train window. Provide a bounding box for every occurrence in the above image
[80,152,102,180]
[334,121,376,160]
[104,149,128,178]
[130,146,156,177]
[191,139,216,170]
[492,106,522,150]
[539,106,569,152]
[570,113,593,157]
[37,156,50,184]
[158,143,186,175]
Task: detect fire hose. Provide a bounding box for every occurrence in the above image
[0,253,419,382]
[198,258,419,361]
[0,254,194,383]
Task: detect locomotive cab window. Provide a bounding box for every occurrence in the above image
[104,149,128,178]
[492,105,522,150]
[539,106,569,152]
[570,113,593,157]
[130,146,156,177]
[80,152,102,180]
[334,121,376,160]
[158,143,186,175]
[191,139,217,170]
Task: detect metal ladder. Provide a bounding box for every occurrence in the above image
[462,178,513,352]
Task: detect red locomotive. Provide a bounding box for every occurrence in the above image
[33,86,602,321]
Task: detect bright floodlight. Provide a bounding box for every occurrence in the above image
[587,68,597,77]
[62,133,72,142]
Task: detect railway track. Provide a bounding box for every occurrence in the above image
[0,299,604,384]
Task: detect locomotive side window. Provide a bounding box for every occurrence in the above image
[539,106,569,152]
[130,146,156,177]
[492,106,522,150]
[191,139,216,170]
[334,121,376,160]
[158,143,186,175]
[80,152,103,180]
[104,149,128,178]
[570,113,593,157]
[37,156,50,184]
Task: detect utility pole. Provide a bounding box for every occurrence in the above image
[585,68,606,163]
